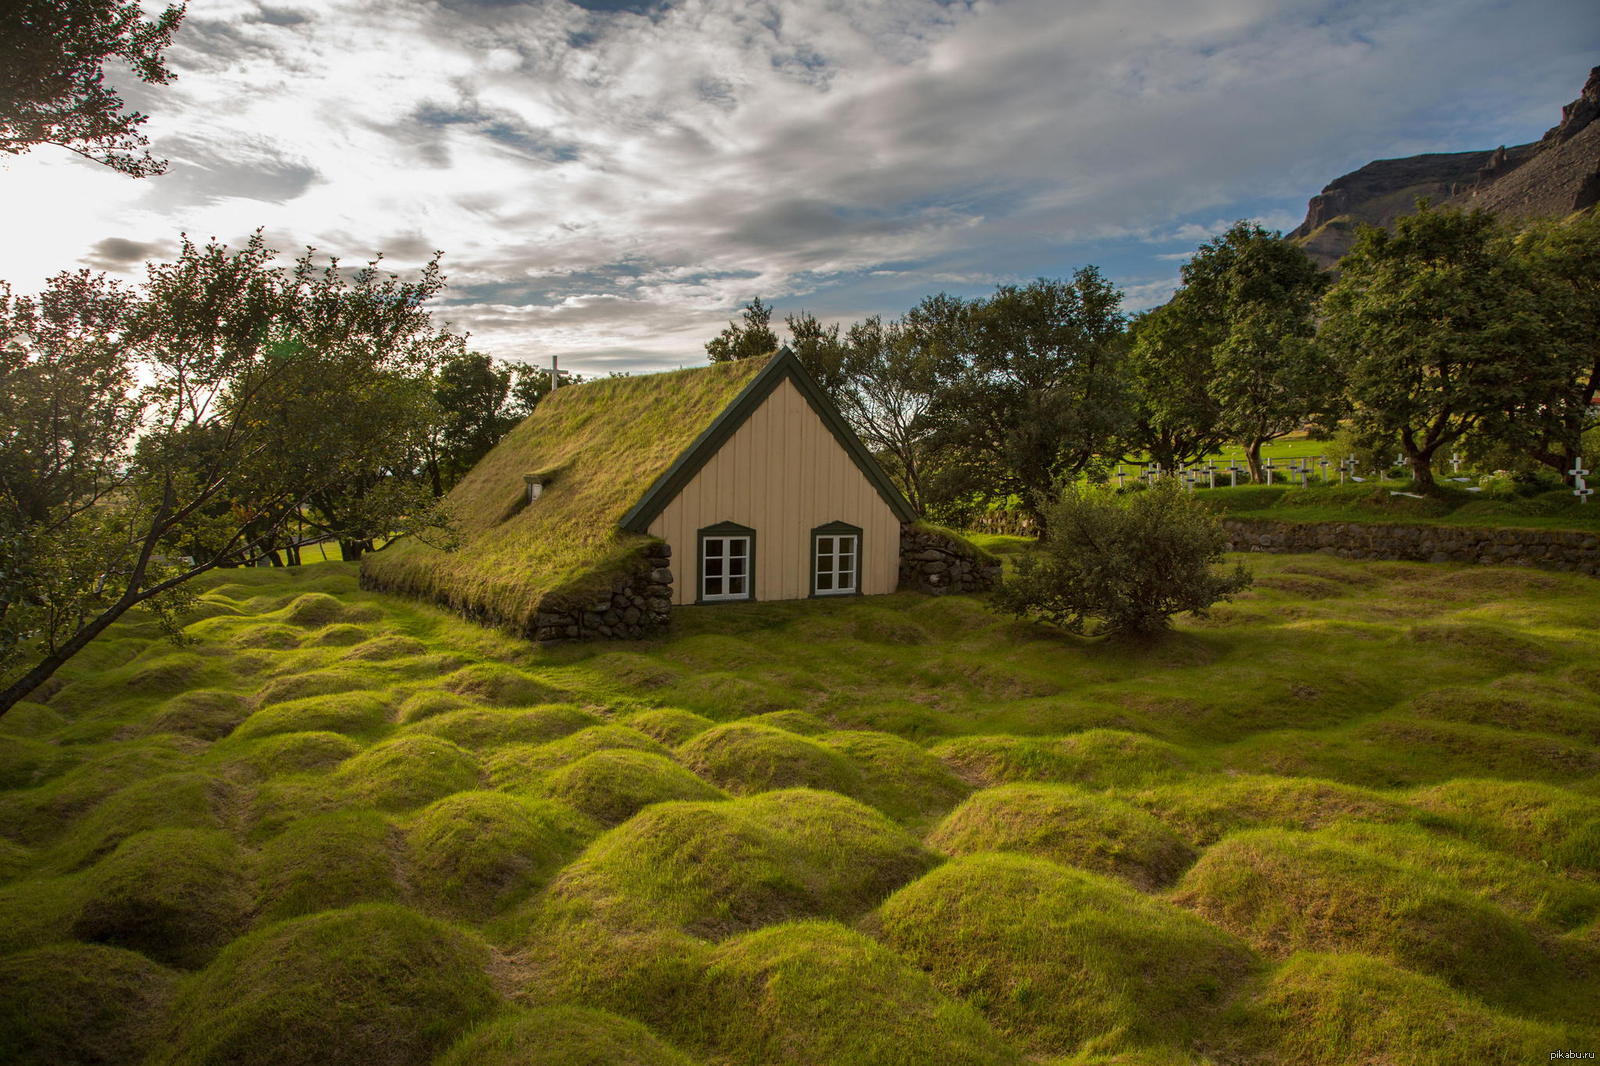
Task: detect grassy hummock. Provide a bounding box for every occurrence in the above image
[0,941,179,1066]
[542,749,727,825]
[677,721,864,797]
[151,904,501,1066]
[254,810,404,921]
[435,1006,698,1066]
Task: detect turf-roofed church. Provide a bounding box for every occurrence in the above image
[362,349,991,641]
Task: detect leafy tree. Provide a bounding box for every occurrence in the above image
[1121,305,1228,472]
[925,272,1128,531]
[992,479,1251,637]
[0,0,187,177]
[427,352,512,495]
[785,309,848,392]
[705,297,779,363]
[0,233,461,716]
[1320,206,1564,488]
[1163,222,1335,482]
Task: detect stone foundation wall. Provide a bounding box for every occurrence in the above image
[899,524,1002,594]
[531,543,673,641]
[1222,518,1600,577]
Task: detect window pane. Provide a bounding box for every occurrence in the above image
[818,573,833,591]
[729,537,747,559]
[705,558,722,577]
[728,575,745,595]
[707,537,723,555]
[729,556,744,577]
[818,536,834,555]
[706,576,723,596]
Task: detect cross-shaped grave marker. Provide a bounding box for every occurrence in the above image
[1451,452,1462,474]
[1227,460,1240,488]
[1318,456,1330,484]
[1115,465,1126,489]
[1206,461,1217,489]
[1264,457,1274,486]
[1572,457,1592,504]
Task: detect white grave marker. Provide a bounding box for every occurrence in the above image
[1572,458,1592,504]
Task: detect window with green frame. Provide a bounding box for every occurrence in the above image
[811,521,861,596]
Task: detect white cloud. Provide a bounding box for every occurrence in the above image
[0,0,1594,372]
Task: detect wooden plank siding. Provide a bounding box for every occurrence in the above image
[647,377,902,605]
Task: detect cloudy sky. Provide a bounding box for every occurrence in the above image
[2,0,1596,374]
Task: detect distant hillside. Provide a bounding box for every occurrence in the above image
[1291,67,1600,267]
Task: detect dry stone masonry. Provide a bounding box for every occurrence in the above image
[899,524,1002,594]
[1223,518,1600,577]
[532,543,674,641]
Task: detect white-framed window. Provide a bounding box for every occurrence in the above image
[699,524,754,602]
[812,523,860,596]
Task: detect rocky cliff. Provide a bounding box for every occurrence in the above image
[1291,67,1600,267]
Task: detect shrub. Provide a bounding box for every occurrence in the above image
[0,942,179,1066]
[405,791,594,920]
[152,904,501,1066]
[992,480,1251,636]
[73,828,251,968]
[435,1007,697,1066]
[705,920,1023,1066]
[254,810,404,922]
[927,783,1194,889]
[876,853,1256,1057]
[543,750,726,826]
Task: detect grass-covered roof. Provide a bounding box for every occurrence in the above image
[362,357,770,631]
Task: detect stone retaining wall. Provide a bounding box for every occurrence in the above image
[899,524,1003,594]
[1222,518,1600,577]
[531,543,673,641]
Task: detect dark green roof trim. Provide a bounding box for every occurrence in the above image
[619,349,917,533]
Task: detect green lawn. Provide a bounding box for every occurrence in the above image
[1200,481,1600,532]
[1,557,1596,1064]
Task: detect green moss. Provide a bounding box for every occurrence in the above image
[152,904,501,1066]
[485,726,670,791]
[930,729,1193,790]
[1408,779,1600,873]
[1129,774,1411,847]
[214,730,361,778]
[0,874,81,955]
[876,853,1256,1058]
[1249,952,1578,1063]
[279,592,352,628]
[145,689,253,741]
[443,662,568,706]
[396,689,477,723]
[0,836,32,881]
[255,810,403,922]
[0,941,179,1066]
[745,709,829,735]
[436,1006,697,1066]
[677,722,863,797]
[74,828,251,968]
[0,737,199,844]
[406,791,594,920]
[400,704,600,750]
[230,690,390,741]
[1171,829,1555,1014]
[331,735,482,811]
[0,700,66,737]
[225,622,301,649]
[623,707,716,746]
[45,771,227,872]
[927,784,1194,889]
[340,633,427,660]
[253,667,374,708]
[0,734,67,790]
[543,750,727,825]
[816,730,969,823]
[550,789,933,938]
[706,920,1022,1066]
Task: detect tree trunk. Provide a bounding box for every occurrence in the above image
[339,539,364,562]
[1244,440,1264,483]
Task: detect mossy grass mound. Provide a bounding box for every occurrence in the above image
[0,734,68,790]
[339,632,426,660]
[927,784,1195,889]
[304,623,372,647]
[400,703,600,749]
[223,622,302,649]
[444,662,567,706]
[436,1006,697,1066]
[1129,774,1411,847]
[406,791,594,920]
[1408,778,1600,873]
[230,690,390,741]
[0,941,179,1066]
[1319,820,1600,929]
[330,735,482,811]
[45,771,228,872]
[0,874,81,955]
[213,730,361,779]
[543,749,727,825]
[253,667,374,708]
[551,789,933,938]
[876,853,1256,1058]
[816,730,969,823]
[745,709,829,735]
[623,707,716,746]
[0,836,32,880]
[1403,686,1600,745]
[485,725,669,791]
[1250,952,1578,1063]
[74,827,250,968]
[677,722,863,797]
[278,592,357,628]
[705,920,1022,1066]
[152,904,501,1066]
[1171,829,1556,1013]
[0,736,202,844]
[143,689,252,741]
[396,688,477,723]
[0,699,66,737]
[930,729,1193,790]
[255,810,403,922]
